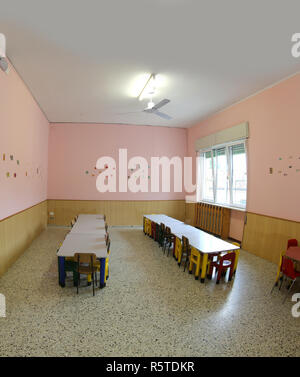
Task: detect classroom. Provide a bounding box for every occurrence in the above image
[0,1,299,358]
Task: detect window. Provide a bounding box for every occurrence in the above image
[197,140,247,209]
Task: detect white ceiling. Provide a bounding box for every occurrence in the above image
[1,0,300,127]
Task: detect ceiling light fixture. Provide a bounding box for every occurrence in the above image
[138,73,156,101]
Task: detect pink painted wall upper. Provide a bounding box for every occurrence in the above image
[48,123,187,200]
[188,74,300,229]
[0,60,49,220]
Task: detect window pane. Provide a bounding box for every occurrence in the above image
[214,147,229,205]
[202,151,214,201]
[231,143,247,207]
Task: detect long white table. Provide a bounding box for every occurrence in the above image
[144,214,240,282]
[57,234,107,258]
[57,214,108,288]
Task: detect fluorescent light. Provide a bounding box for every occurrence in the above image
[127,73,166,99]
[138,73,156,101]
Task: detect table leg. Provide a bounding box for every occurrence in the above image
[200,253,208,283]
[58,256,66,287]
[99,258,106,288]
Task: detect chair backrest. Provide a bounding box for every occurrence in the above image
[182,236,191,255]
[281,256,297,279]
[165,226,171,235]
[74,253,97,266]
[161,223,165,234]
[107,240,110,254]
[105,223,108,232]
[105,232,109,245]
[220,252,236,265]
[103,215,106,222]
[278,250,286,271]
[287,239,298,248]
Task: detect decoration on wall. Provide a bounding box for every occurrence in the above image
[270,154,300,178]
[1,152,42,179]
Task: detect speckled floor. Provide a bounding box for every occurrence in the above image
[0,226,299,357]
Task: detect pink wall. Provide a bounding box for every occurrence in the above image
[0,60,49,220]
[48,123,187,200]
[187,73,300,239]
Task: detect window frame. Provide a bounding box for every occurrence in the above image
[197,139,248,210]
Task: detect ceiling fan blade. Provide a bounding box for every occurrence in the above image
[152,99,170,110]
[153,110,172,120]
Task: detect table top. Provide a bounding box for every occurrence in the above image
[144,214,239,254]
[57,233,107,258]
[70,219,106,235]
[286,246,300,262]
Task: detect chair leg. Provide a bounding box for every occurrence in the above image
[283,279,295,304]
[92,273,95,296]
[279,275,285,291]
[228,265,234,281]
[184,257,189,272]
[216,266,222,284]
[77,273,80,294]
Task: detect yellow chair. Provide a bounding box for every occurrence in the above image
[93,240,111,283]
[231,242,240,275]
[146,219,151,236]
[273,250,286,288]
[189,247,202,279]
[175,237,182,261]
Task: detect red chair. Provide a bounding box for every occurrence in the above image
[208,252,236,284]
[287,239,298,248]
[151,221,156,239]
[279,256,300,303]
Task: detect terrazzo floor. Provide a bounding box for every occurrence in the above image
[0,226,299,357]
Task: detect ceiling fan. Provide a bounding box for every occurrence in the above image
[143,99,172,120]
[117,98,172,120]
